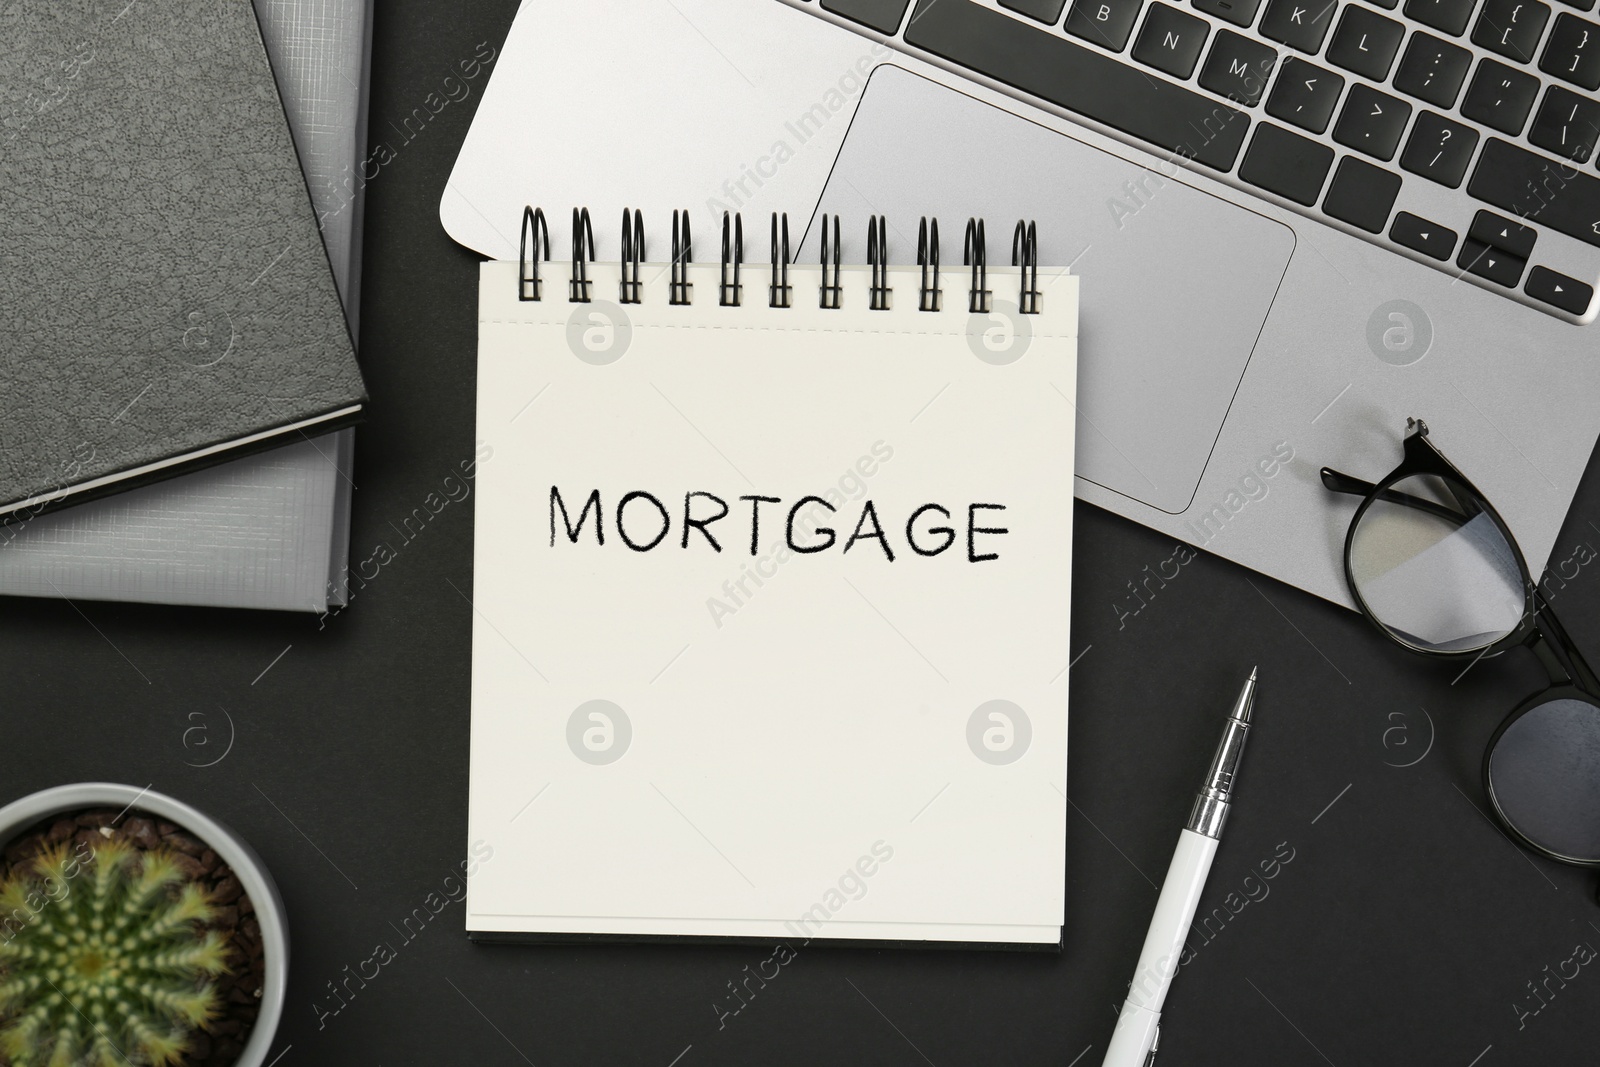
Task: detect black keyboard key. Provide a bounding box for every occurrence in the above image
[1458,238,1528,284]
[1066,0,1144,48]
[1461,60,1541,134]
[1558,0,1595,12]
[1472,0,1552,61]
[1469,209,1539,255]
[1133,4,1212,77]
[1391,211,1459,257]
[1333,84,1412,158]
[1324,156,1403,230]
[1530,85,1600,162]
[905,0,1254,169]
[1369,0,1400,9]
[1468,138,1600,247]
[1266,57,1345,131]
[1526,265,1595,312]
[1001,0,1071,22]
[1400,110,1479,185]
[1393,34,1474,107]
[820,0,912,33]
[1200,31,1279,104]
[1327,7,1406,78]
[1404,0,1479,34]
[1240,122,1336,202]
[1541,13,1600,89]
[1193,0,1267,27]
[1260,0,1338,52]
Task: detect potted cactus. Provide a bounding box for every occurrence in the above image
[0,785,287,1067]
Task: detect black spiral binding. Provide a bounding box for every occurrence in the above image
[918,217,941,313]
[519,207,548,301]
[670,210,693,306]
[514,208,1036,313]
[769,213,791,309]
[867,215,890,311]
[570,207,595,303]
[819,213,843,310]
[964,218,990,314]
[619,208,644,305]
[1013,220,1041,315]
[720,212,743,307]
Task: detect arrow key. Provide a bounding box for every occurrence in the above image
[1526,265,1595,314]
[1391,211,1458,259]
[1468,210,1538,258]
[1458,238,1528,286]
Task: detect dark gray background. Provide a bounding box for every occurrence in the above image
[4,2,1598,1063]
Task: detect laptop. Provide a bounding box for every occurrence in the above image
[441,0,1600,606]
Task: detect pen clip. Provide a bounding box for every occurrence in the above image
[1143,1023,1160,1067]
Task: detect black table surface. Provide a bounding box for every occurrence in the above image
[6,3,1600,1063]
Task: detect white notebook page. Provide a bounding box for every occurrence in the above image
[468,258,1077,944]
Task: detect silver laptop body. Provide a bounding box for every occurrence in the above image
[442,0,1600,607]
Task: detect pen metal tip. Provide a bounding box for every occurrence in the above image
[1232,669,1256,723]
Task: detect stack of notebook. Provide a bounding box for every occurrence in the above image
[0,0,372,613]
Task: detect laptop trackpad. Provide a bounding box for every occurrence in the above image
[812,66,1295,515]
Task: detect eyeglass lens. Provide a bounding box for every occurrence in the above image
[1349,474,1525,653]
[1488,697,1600,864]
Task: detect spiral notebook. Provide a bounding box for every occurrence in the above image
[467,211,1079,946]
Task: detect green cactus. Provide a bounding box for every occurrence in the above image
[0,838,229,1067]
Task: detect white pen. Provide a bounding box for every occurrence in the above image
[1101,668,1257,1067]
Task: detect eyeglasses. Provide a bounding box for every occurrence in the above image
[1322,418,1600,872]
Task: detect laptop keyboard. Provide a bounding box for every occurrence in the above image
[794,0,1600,319]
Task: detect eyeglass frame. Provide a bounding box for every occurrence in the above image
[1321,417,1600,870]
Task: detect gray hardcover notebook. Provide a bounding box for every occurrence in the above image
[0,0,371,613]
[0,0,366,520]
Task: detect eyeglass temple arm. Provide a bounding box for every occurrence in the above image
[1320,467,1475,526]
[1320,468,1375,497]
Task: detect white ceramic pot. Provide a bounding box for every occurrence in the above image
[0,783,288,1067]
